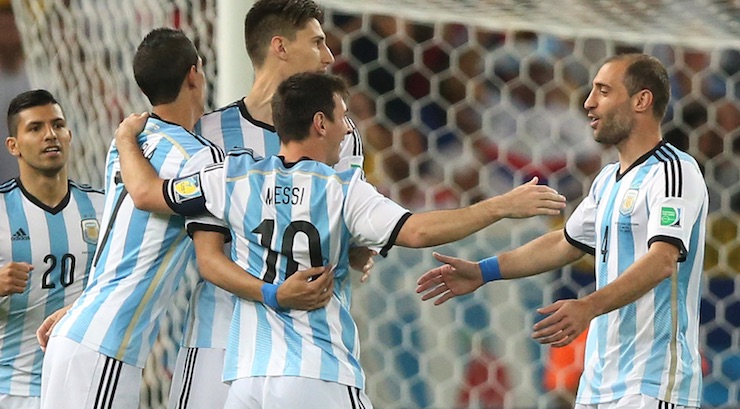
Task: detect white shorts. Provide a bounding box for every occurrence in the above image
[224,377,372,409]
[0,394,40,409]
[40,336,142,409]
[575,394,698,409]
[168,347,229,409]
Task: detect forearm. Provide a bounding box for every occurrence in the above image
[581,242,677,317]
[498,230,584,279]
[196,249,263,302]
[398,198,504,248]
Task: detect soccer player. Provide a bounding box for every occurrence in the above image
[417,54,707,409]
[169,1,367,408]
[113,71,566,409]
[36,28,225,409]
[0,89,104,409]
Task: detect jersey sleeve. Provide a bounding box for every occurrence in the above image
[333,117,364,173]
[564,172,605,255]
[164,163,227,221]
[343,171,411,257]
[645,158,706,262]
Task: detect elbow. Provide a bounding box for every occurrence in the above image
[398,226,435,248]
[128,189,159,212]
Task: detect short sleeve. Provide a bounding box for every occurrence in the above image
[343,172,410,256]
[646,157,706,262]
[565,193,598,255]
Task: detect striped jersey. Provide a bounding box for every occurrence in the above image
[0,178,103,396]
[564,141,707,406]
[183,99,365,349]
[165,151,409,389]
[52,115,224,368]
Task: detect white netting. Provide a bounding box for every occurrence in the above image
[12,0,740,408]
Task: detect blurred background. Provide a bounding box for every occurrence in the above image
[1,0,738,408]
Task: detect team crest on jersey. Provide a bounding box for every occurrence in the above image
[619,189,639,215]
[173,174,202,203]
[660,206,682,227]
[81,219,100,244]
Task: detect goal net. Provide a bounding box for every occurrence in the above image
[12,0,739,408]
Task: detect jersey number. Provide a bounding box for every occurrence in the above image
[601,225,609,263]
[42,253,77,289]
[252,219,323,284]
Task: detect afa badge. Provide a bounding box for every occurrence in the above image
[81,219,100,245]
[619,189,639,215]
[173,174,202,204]
[660,206,682,227]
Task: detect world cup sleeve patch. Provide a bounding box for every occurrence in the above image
[173,174,203,204]
[660,206,683,227]
[81,219,100,245]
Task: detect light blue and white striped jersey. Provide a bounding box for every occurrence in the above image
[183,99,365,349]
[165,152,408,389]
[0,178,103,396]
[565,141,707,406]
[52,116,224,368]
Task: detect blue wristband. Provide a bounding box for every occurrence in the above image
[261,283,283,310]
[479,256,502,282]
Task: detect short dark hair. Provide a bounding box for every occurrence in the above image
[244,0,324,68]
[7,89,60,137]
[272,72,348,143]
[606,53,671,120]
[133,28,199,105]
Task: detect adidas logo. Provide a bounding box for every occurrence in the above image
[11,228,29,241]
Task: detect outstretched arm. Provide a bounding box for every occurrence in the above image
[193,230,334,310]
[114,112,173,213]
[397,177,566,248]
[416,230,584,305]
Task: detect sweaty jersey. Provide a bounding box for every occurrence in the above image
[0,178,103,396]
[53,115,224,368]
[183,99,365,350]
[165,151,409,389]
[564,141,707,406]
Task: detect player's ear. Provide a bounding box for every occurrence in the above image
[312,111,327,136]
[633,89,653,114]
[271,36,288,61]
[6,136,20,157]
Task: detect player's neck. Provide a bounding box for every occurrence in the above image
[18,167,68,207]
[152,100,200,132]
[246,72,281,125]
[279,140,325,165]
[616,123,663,172]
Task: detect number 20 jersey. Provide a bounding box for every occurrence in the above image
[0,178,104,396]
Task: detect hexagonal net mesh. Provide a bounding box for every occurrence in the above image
[12,0,740,408]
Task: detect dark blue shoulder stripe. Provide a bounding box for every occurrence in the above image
[227,147,258,159]
[0,178,18,193]
[70,180,104,194]
[653,146,682,198]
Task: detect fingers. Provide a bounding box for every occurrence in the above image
[419,283,448,301]
[415,266,446,291]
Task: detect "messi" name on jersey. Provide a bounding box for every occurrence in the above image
[265,186,305,206]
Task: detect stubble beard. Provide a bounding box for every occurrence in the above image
[594,103,634,146]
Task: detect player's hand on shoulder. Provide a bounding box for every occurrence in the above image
[277,265,335,311]
[416,252,484,305]
[114,112,149,149]
[0,261,32,296]
[36,305,72,351]
[349,247,377,283]
[499,176,566,218]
